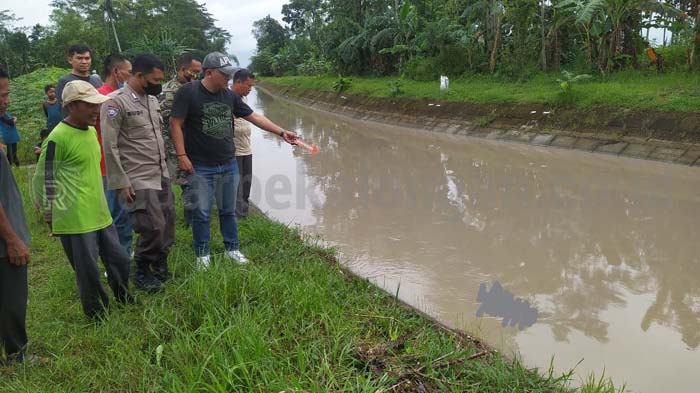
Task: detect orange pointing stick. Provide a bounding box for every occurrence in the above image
[293,138,319,155]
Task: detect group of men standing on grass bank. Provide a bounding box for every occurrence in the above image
[0,43,298,364]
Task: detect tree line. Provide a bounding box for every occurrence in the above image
[249,0,700,80]
[0,0,232,78]
[4,1,700,82]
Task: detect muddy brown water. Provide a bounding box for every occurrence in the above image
[245,88,700,392]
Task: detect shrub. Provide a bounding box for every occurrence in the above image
[556,70,591,105]
[250,49,275,76]
[332,76,352,94]
[297,58,330,76]
[7,67,67,162]
[435,44,470,76]
[388,79,404,97]
[655,45,688,71]
[403,57,440,81]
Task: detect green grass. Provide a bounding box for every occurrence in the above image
[263,71,700,113]
[0,67,625,392]
[0,166,626,392]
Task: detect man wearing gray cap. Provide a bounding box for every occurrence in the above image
[169,52,297,267]
[33,80,132,319]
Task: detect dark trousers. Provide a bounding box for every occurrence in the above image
[6,143,19,166]
[236,154,252,218]
[0,258,27,360]
[125,178,175,265]
[59,225,130,318]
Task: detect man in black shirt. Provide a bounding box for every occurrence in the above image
[169,52,297,267]
[56,44,102,117]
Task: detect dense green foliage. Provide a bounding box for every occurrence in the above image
[250,0,700,80]
[264,70,700,112]
[5,68,67,163]
[0,1,231,78]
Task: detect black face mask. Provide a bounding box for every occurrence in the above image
[144,81,162,96]
[185,72,200,82]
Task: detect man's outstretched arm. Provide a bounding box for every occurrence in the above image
[243,112,298,144]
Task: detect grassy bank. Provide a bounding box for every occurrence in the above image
[5,67,67,164]
[0,168,622,392]
[0,67,623,392]
[263,72,700,113]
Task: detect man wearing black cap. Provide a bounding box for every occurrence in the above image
[169,52,297,268]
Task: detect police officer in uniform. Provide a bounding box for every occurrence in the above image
[101,54,174,292]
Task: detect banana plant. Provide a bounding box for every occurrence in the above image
[462,0,506,73]
[558,0,680,72]
[556,0,605,69]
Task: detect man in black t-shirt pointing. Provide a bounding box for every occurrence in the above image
[169,52,297,267]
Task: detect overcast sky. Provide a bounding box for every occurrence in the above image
[5,0,289,67]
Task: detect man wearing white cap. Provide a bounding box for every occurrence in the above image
[33,80,132,320]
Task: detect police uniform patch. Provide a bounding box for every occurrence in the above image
[107,105,120,119]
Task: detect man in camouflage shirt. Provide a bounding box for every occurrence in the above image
[159,54,202,187]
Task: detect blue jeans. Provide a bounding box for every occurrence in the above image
[185,159,240,257]
[102,177,133,255]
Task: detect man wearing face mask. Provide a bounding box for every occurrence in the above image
[159,53,202,225]
[101,53,174,293]
[95,53,133,256]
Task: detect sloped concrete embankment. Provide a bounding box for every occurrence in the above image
[258,82,700,167]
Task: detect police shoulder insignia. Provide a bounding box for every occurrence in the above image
[107,105,120,119]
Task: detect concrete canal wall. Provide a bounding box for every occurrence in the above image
[258,82,700,167]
